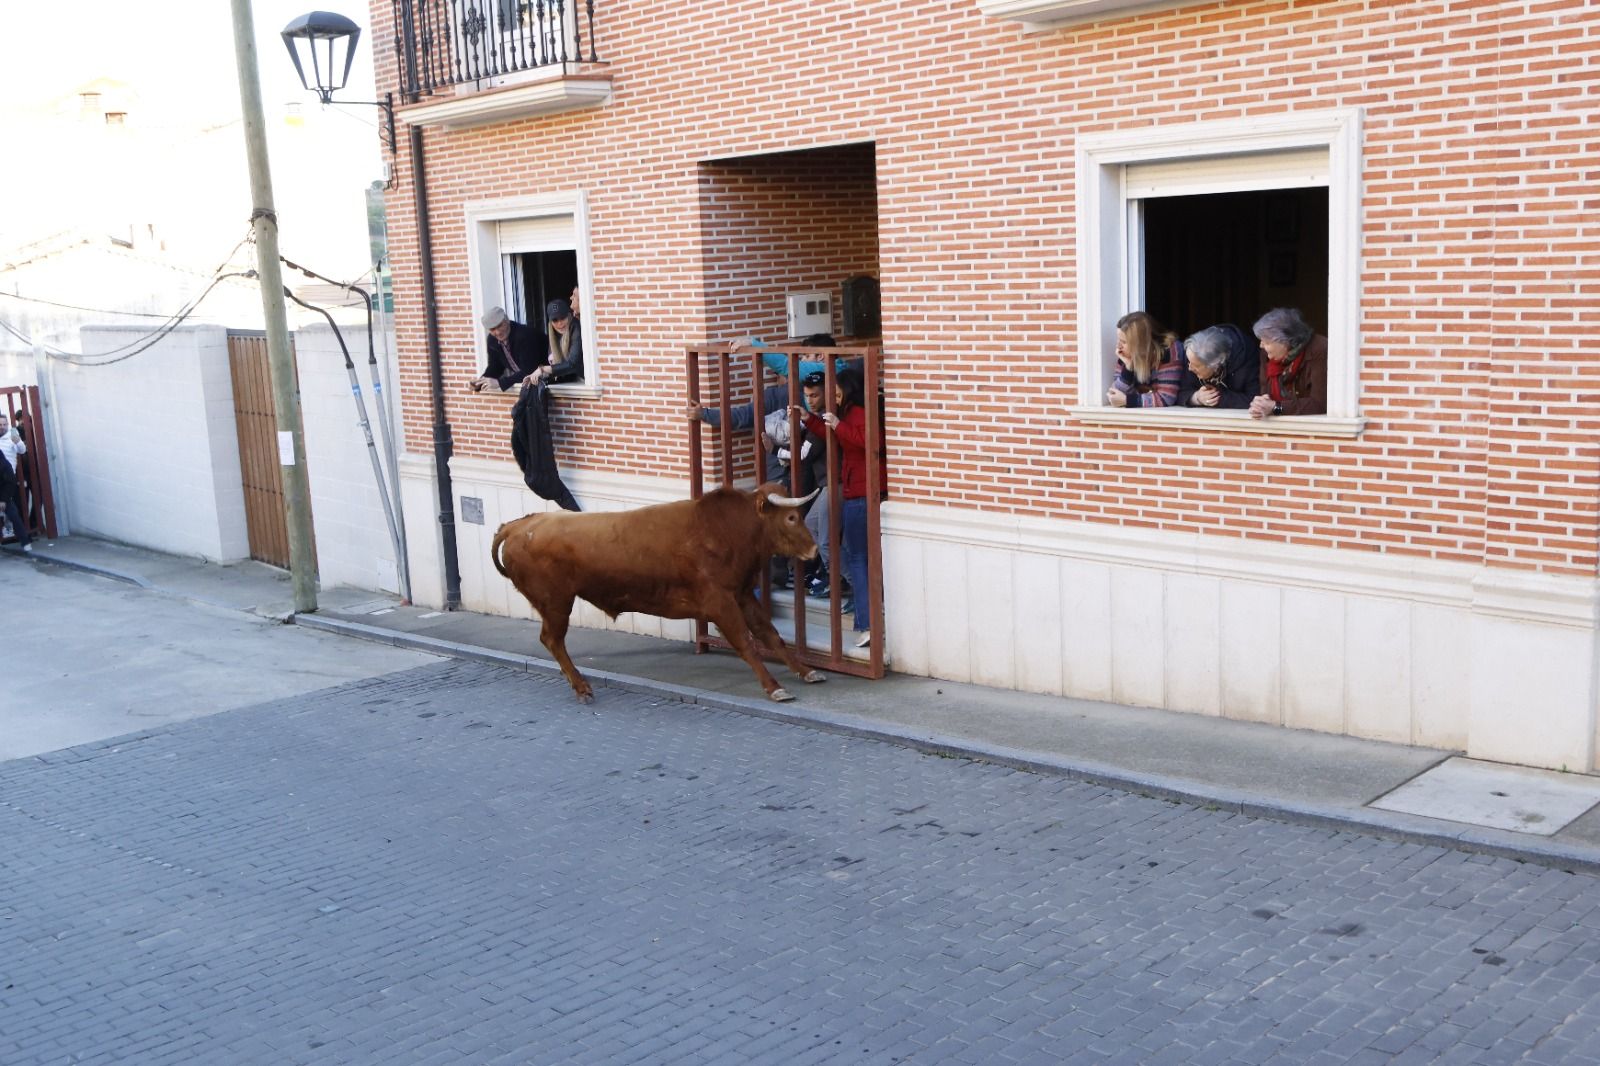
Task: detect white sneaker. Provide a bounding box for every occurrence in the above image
[21,543,33,553]
[855,631,872,649]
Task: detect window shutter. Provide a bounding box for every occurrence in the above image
[497,215,576,253]
[1124,148,1329,199]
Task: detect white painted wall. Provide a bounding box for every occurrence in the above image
[882,500,1599,774]
[423,458,1600,774]
[38,322,408,594]
[0,349,39,387]
[294,324,404,596]
[51,324,247,559]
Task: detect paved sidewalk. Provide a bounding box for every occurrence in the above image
[16,534,1600,872]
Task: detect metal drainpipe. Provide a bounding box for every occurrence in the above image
[410,123,462,610]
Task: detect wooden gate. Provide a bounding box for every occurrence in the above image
[0,385,58,542]
[227,332,311,569]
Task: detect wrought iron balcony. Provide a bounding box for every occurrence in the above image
[391,0,600,103]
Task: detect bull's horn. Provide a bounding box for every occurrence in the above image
[767,487,821,508]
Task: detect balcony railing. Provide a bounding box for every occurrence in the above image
[392,0,600,102]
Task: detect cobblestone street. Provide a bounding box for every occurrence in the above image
[4,659,1600,1065]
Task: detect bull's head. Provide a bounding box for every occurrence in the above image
[755,482,821,561]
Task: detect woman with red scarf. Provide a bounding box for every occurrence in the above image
[1248,307,1327,418]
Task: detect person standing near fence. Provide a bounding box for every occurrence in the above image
[796,365,880,649]
[0,411,32,553]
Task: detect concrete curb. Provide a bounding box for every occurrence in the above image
[15,548,153,589]
[295,612,1600,876]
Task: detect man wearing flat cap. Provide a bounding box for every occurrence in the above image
[471,306,544,393]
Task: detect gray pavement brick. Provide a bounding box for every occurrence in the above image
[5,659,1600,1065]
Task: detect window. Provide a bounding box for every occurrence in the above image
[1074,108,1364,436]
[497,216,579,334]
[465,192,598,395]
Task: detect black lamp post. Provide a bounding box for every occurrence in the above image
[281,10,362,104]
[280,8,462,611]
[281,10,396,177]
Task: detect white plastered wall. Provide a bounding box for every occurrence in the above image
[294,324,404,595]
[53,325,247,560]
[882,500,1600,774]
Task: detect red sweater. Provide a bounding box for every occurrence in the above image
[802,405,883,499]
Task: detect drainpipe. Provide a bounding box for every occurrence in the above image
[410,123,462,610]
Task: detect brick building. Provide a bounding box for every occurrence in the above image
[369,0,1600,771]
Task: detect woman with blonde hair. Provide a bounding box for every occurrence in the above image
[1107,311,1185,407]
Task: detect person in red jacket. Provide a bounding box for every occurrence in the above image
[796,365,880,648]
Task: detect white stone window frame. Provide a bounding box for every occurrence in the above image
[465,190,601,399]
[1073,107,1365,438]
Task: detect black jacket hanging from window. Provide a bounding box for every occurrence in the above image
[510,382,581,512]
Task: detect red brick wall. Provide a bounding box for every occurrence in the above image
[372,0,1600,575]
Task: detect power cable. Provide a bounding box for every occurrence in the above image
[0,231,255,360]
[0,291,184,319]
[2,270,259,365]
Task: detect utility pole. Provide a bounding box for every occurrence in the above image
[229,0,317,613]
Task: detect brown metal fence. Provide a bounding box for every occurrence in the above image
[227,332,314,570]
[685,342,885,680]
[0,385,57,542]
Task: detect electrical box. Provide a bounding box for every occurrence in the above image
[785,291,832,338]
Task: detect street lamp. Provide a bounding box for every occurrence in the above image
[280,11,361,104]
[281,10,397,180]
[280,7,464,611]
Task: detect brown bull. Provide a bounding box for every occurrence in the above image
[491,482,827,703]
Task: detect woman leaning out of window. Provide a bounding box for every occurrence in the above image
[1249,307,1328,418]
[1107,311,1184,408]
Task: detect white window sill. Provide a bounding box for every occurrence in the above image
[479,383,601,401]
[1070,406,1366,438]
[977,0,1199,32]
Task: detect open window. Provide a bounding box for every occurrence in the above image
[465,192,598,396]
[1075,109,1364,436]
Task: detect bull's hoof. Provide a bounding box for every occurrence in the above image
[769,687,796,703]
[575,690,595,705]
[802,671,826,684]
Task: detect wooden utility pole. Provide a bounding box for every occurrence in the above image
[229,0,317,613]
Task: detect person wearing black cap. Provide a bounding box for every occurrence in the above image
[538,297,583,385]
[472,306,544,392]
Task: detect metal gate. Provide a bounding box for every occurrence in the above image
[227,332,312,569]
[685,341,886,680]
[0,385,57,542]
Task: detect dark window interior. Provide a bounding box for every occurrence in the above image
[515,249,579,327]
[1140,186,1328,342]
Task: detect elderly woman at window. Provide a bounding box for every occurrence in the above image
[1177,324,1259,409]
[1106,311,1184,407]
[1248,307,1327,418]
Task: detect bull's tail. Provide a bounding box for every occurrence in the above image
[490,520,517,580]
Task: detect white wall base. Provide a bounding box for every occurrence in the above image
[398,461,1600,774]
[398,453,448,610]
[881,500,1599,773]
